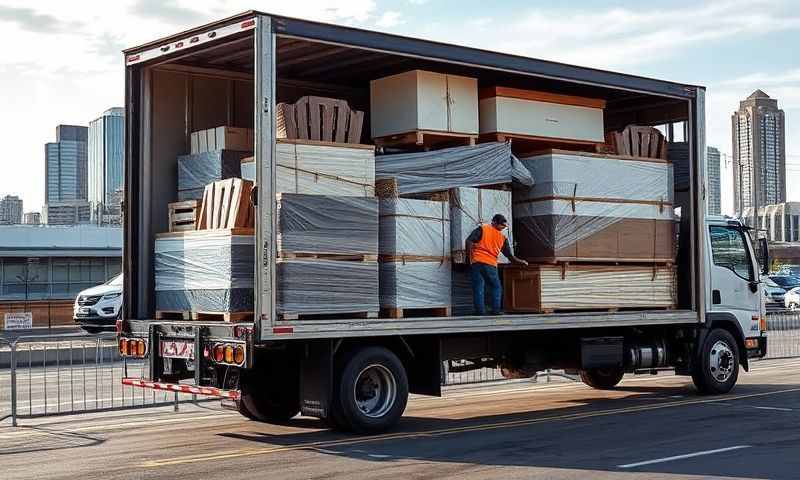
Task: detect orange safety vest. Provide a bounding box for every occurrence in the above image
[471,224,506,267]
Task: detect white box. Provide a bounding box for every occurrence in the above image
[479,87,605,143]
[370,70,478,138]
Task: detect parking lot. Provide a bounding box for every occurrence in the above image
[0,357,797,480]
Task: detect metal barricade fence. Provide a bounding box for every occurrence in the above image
[1,312,798,424]
[765,311,800,359]
[0,333,199,426]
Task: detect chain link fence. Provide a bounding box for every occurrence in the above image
[1,312,798,424]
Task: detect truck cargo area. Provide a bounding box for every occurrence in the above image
[125,18,701,333]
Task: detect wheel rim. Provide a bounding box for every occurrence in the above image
[353,364,396,418]
[709,340,735,383]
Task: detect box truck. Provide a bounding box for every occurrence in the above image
[119,11,769,433]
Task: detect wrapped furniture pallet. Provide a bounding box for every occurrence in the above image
[177,150,251,201]
[276,194,379,319]
[277,194,378,258]
[378,198,451,317]
[514,150,675,263]
[374,142,532,195]
[240,139,375,196]
[277,259,379,319]
[154,229,255,322]
[450,187,513,264]
[502,264,676,313]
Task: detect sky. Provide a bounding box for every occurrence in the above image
[0,0,799,214]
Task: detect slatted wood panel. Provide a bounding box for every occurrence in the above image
[277,96,365,144]
[607,126,668,159]
[197,178,254,230]
[168,200,199,232]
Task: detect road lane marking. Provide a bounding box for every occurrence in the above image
[618,445,751,469]
[141,386,800,468]
[750,406,793,412]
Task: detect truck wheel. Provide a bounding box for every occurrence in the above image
[335,347,408,434]
[691,328,739,395]
[579,367,625,389]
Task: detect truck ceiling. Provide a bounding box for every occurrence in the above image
[123,11,703,101]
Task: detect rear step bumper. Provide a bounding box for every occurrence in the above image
[122,378,241,400]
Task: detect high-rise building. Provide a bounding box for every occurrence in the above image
[0,195,23,224]
[45,125,89,205]
[707,146,722,215]
[731,90,786,223]
[88,108,124,224]
[22,212,41,225]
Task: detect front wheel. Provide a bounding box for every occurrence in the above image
[579,367,625,389]
[691,328,739,395]
[333,347,409,434]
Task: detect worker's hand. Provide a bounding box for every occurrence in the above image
[513,258,528,266]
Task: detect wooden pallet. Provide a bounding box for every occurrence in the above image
[381,306,451,319]
[278,96,365,144]
[278,252,378,261]
[278,311,379,321]
[197,178,254,230]
[155,310,253,322]
[168,200,199,232]
[606,126,668,159]
[373,130,477,150]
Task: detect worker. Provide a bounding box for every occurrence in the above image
[466,214,528,315]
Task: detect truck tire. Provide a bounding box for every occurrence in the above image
[579,367,625,389]
[691,328,739,395]
[334,346,408,434]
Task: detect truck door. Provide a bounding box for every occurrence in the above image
[708,225,761,334]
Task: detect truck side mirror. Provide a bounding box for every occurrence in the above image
[758,237,769,276]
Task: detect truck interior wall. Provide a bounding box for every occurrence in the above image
[139,65,254,319]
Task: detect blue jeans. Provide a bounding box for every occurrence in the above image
[471,263,502,315]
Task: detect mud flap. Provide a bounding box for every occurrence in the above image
[299,340,333,419]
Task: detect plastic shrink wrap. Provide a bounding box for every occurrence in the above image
[241,140,375,196]
[378,198,450,308]
[374,142,532,195]
[154,231,254,312]
[278,194,378,256]
[277,259,379,316]
[177,150,250,200]
[513,151,675,263]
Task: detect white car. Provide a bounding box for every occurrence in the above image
[73,274,123,333]
[785,287,800,311]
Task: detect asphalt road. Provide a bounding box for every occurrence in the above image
[0,358,798,480]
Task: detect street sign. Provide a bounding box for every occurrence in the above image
[4,312,33,330]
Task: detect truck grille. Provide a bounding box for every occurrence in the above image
[77,295,102,306]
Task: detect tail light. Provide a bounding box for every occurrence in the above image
[119,338,146,357]
[234,345,245,365]
[119,338,128,355]
[760,316,767,332]
[210,343,245,366]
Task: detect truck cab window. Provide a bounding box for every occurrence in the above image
[709,226,753,281]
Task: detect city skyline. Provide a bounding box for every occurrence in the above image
[0,2,799,214]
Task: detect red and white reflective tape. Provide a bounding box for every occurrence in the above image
[122,378,241,400]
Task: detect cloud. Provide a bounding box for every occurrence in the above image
[129,0,206,25]
[375,11,402,28]
[0,5,79,33]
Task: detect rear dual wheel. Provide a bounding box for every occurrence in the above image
[329,347,409,434]
[579,367,625,390]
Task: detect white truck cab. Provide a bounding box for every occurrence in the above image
[701,216,768,390]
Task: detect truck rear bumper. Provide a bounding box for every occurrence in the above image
[122,378,241,400]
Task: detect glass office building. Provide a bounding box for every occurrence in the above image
[706,146,721,215]
[45,125,89,209]
[88,108,124,221]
